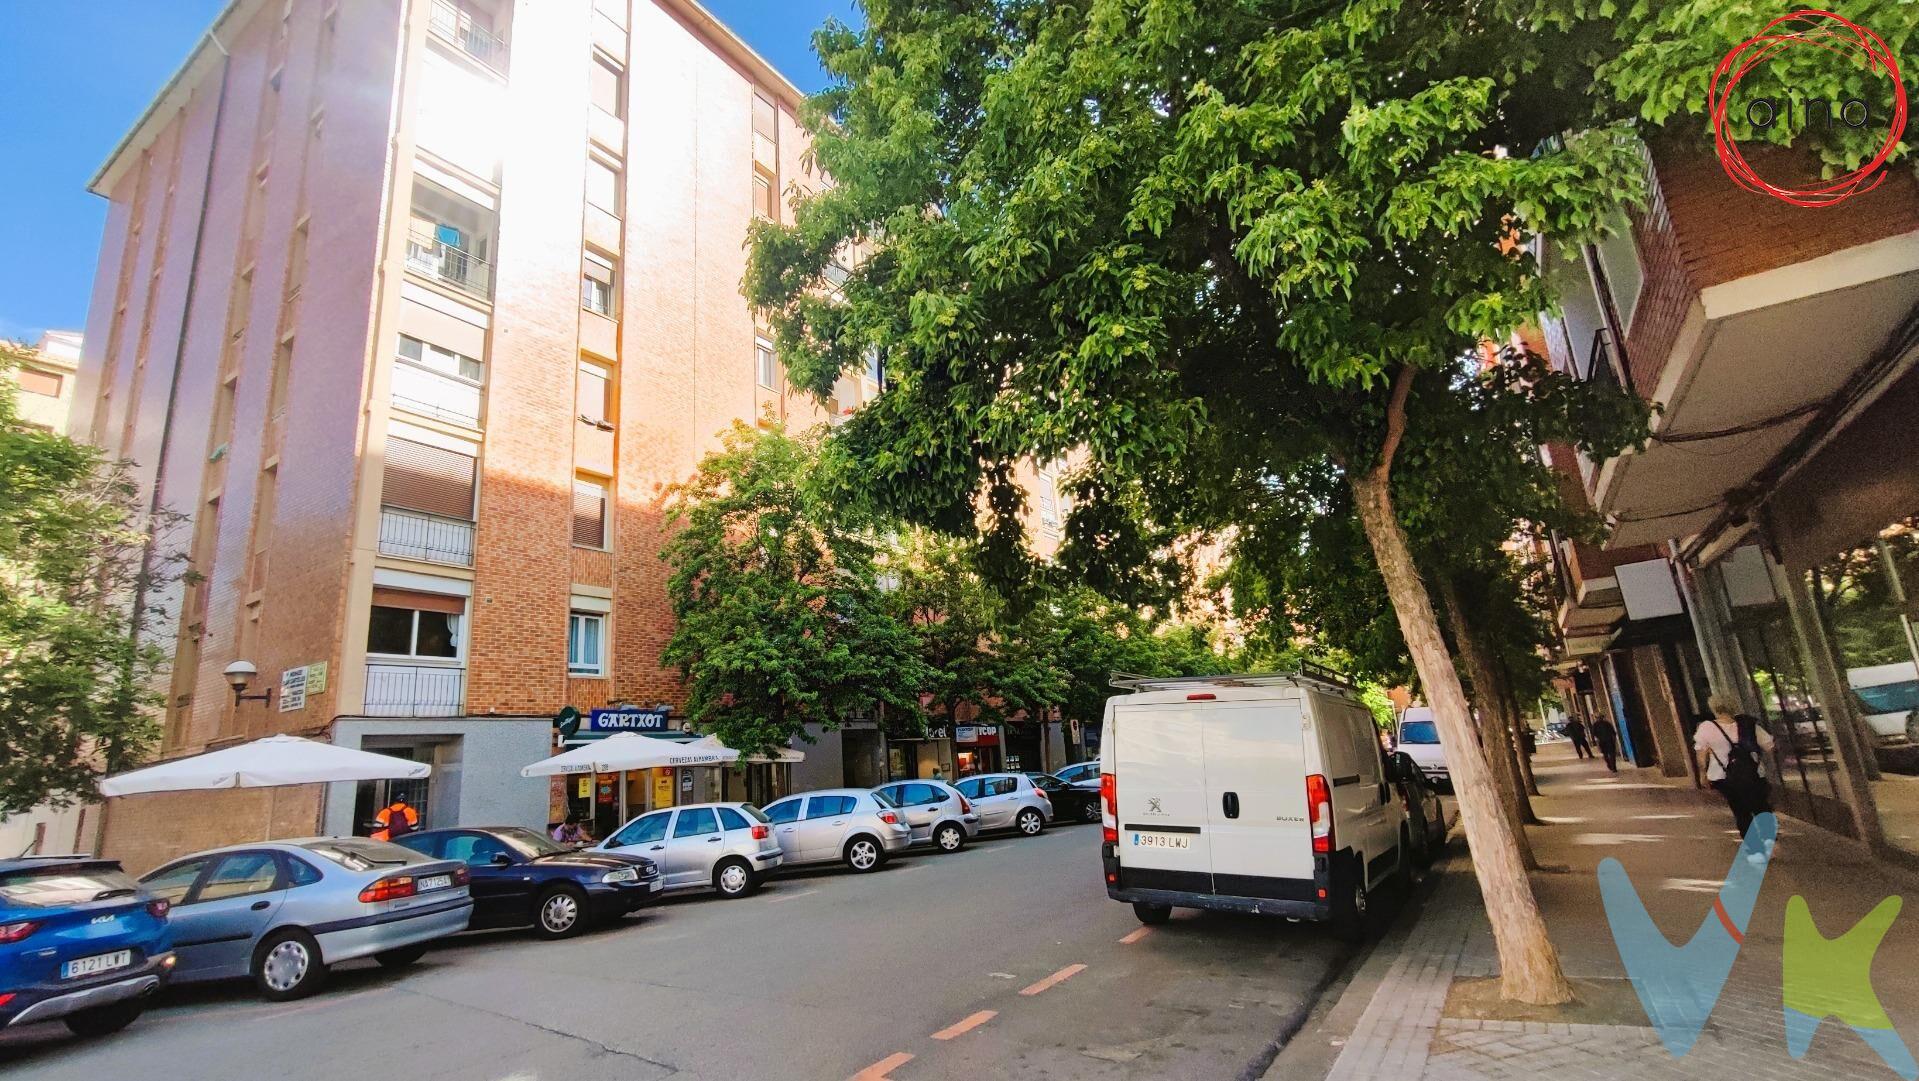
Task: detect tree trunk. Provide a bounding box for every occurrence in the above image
[1351,470,1571,1005]
[1437,577,1540,858]
[1497,663,1543,797]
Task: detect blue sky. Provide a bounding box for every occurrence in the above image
[0,1,857,342]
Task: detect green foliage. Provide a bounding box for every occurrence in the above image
[660,422,933,757]
[0,343,171,816]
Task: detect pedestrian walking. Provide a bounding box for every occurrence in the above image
[1590,716,1619,772]
[1567,718,1591,759]
[1693,696,1775,842]
[370,796,419,842]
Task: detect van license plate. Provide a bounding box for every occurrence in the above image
[1131,832,1191,850]
[417,874,452,891]
[63,950,132,979]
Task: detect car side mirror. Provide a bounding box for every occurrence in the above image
[489,852,513,867]
[603,838,622,849]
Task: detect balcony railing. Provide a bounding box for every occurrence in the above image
[379,506,476,566]
[364,663,466,718]
[406,224,493,300]
[428,0,509,74]
[391,361,483,427]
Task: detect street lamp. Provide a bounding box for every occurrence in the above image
[223,660,274,708]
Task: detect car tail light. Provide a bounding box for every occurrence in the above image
[358,876,418,904]
[452,867,471,887]
[0,993,12,1009]
[146,899,171,919]
[0,921,41,944]
[751,824,770,840]
[1307,774,1334,854]
[1187,692,1216,700]
[1100,772,1118,844]
[958,795,973,814]
[878,811,899,825]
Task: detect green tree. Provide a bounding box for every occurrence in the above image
[661,422,932,757]
[745,0,1682,1002]
[1,343,174,816]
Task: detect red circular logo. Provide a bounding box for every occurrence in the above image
[1709,9,1907,207]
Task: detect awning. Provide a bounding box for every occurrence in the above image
[522,732,803,776]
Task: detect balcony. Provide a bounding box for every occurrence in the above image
[427,0,508,75]
[379,506,475,566]
[405,224,492,300]
[364,663,466,718]
[391,361,482,427]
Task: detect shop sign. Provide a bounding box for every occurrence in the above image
[955,725,978,743]
[586,706,672,735]
[679,770,694,794]
[576,776,592,798]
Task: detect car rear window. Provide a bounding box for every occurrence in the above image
[1854,680,1919,714]
[716,807,750,831]
[739,804,770,824]
[869,789,898,809]
[0,866,142,908]
[301,839,419,871]
[1398,721,1440,745]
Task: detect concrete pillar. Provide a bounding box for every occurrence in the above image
[1630,646,1694,779]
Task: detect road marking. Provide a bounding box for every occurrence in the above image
[1020,963,1087,996]
[766,888,820,904]
[931,1009,997,1040]
[1119,926,1152,945]
[849,1051,914,1080]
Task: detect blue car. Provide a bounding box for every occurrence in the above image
[1,856,174,1037]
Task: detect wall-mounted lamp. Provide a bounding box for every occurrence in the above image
[223,660,275,708]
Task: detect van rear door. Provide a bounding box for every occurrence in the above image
[1111,704,1214,893]
[1203,701,1313,895]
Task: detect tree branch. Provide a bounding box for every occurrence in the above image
[1373,364,1416,482]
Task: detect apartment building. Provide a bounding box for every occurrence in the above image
[4,330,84,433]
[74,0,886,870]
[1534,136,1919,868]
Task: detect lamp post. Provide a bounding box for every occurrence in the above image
[223,660,274,709]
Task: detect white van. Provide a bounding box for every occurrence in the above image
[1098,671,1410,933]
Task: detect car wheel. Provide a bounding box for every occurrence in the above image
[1078,801,1100,824]
[1132,902,1172,925]
[375,944,428,968]
[844,835,885,873]
[713,857,756,898]
[534,885,588,940]
[62,1001,144,1038]
[1017,809,1045,836]
[253,928,327,1001]
[934,823,966,852]
[1395,827,1417,892]
[1331,877,1370,944]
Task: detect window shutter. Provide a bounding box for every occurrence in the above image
[753,92,778,140]
[16,369,62,397]
[372,587,465,614]
[384,437,476,519]
[572,480,607,547]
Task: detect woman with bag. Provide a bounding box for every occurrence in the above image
[1692,695,1775,841]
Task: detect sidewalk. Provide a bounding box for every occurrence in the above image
[1275,743,1919,1081]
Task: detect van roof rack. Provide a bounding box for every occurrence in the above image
[1109,663,1356,694]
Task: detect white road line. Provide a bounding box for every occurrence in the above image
[765,888,821,904]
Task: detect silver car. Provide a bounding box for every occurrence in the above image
[871,780,983,852]
[593,802,783,898]
[759,789,912,872]
[952,773,1054,836]
[1053,761,1100,785]
[138,838,473,1001]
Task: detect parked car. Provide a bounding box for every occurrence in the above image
[394,827,661,939]
[1388,752,1448,868]
[1847,661,1919,743]
[1100,672,1412,937]
[759,789,912,873]
[594,803,782,898]
[870,780,982,852]
[1053,761,1100,786]
[1026,773,1101,823]
[1,856,174,1037]
[138,838,471,1001]
[1394,707,1450,792]
[951,773,1053,836]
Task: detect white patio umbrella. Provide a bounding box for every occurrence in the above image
[520,732,806,777]
[98,734,431,838]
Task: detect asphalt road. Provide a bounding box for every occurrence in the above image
[0,821,1353,1080]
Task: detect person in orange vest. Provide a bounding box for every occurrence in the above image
[371,797,419,842]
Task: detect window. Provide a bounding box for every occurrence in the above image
[267,338,294,419]
[0,866,143,908]
[398,334,483,383]
[716,807,751,831]
[869,789,898,809]
[282,856,323,887]
[954,778,983,799]
[907,784,946,806]
[568,611,605,676]
[577,360,612,425]
[572,477,608,548]
[987,778,1018,797]
[613,812,670,847]
[139,859,209,905]
[864,347,884,387]
[763,799,801,824]
[367,590,464,659]
[755,337,778,389]
[673,807,719,838]
[582,251,617,316]
[805,795,855,819]
[383,436,477,520]
[17,368,62,398]
[197,852,282,901]
[753,91,778,143]
[287,218,309,296]
[444,832,511,866]
[589,54,624,118]
[752,170,775,221]
[586,156,621,216]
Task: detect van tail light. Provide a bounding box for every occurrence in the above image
[1307,774,1334,854]
[358,876,419,904]
[878,811,899,825]
[146,899,171,920]
[0,921,40,945]
[751,824,770,840]
[1100,772,1118,844]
